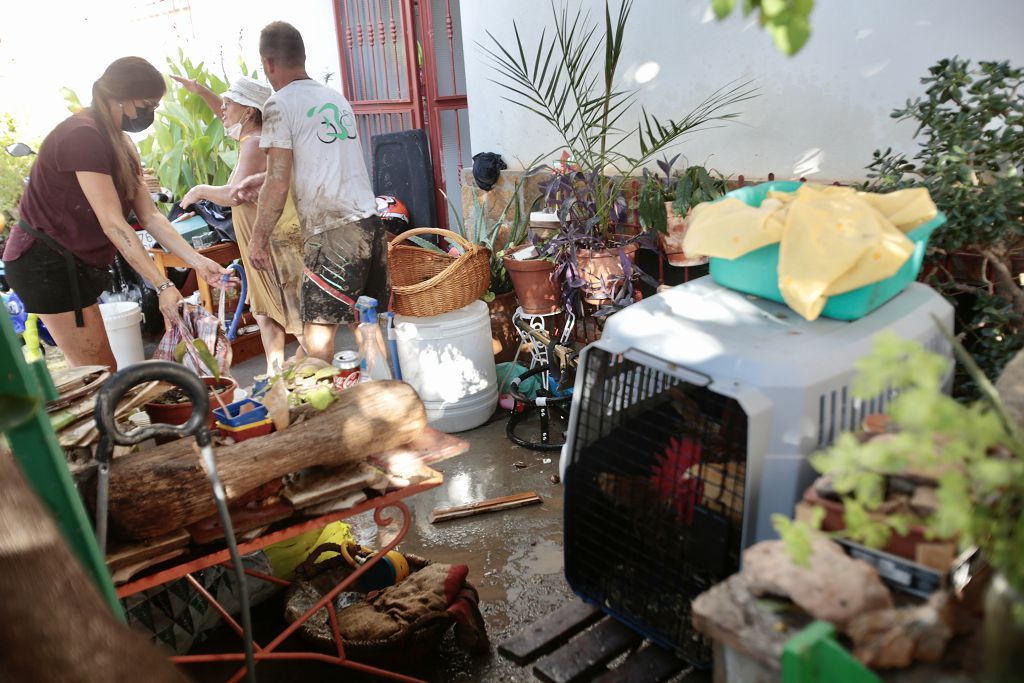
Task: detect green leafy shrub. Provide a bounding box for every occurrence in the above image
[0,115,37,231]
[865,58,1024,398]
[137,50,248,203]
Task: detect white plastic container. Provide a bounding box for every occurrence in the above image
[395,299,498,432]
[99,301,145,368]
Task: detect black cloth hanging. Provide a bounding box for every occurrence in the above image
[471,152,507,191]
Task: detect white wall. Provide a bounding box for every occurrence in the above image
[461,0,1024,181]
[1,0,342,140]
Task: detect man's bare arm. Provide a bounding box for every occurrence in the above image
[247,147,292,271]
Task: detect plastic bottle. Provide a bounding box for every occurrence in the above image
[355,296,393,382]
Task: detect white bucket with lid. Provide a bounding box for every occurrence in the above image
[395,300,498,432]
[99,301,145,368]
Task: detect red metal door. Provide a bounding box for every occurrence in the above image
[333,0,470,228]
[418,0,469,229]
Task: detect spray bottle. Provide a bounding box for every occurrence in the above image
[355,296,393,382]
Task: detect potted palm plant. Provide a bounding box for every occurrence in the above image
[482,0,756,311]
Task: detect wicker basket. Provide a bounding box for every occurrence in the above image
[388,227,491,317]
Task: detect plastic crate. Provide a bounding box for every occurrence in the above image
[216,416,273,442]
[213,398,268,427]
[709,181,947,321]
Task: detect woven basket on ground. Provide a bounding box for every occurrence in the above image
[388,227,490,317]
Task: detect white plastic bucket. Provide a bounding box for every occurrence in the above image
[99,301,145,368]
[395,299,498,433]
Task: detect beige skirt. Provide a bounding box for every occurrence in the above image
[231,196,304,335]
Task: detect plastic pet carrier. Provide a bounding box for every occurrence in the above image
[560,276,952,665]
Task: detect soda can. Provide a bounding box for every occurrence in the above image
[332,350,361,390]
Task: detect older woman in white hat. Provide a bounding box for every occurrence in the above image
[174,75,304,373]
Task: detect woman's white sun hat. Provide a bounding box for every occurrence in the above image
[223,77,272,113]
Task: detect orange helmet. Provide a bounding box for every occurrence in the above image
[376,195,411,226]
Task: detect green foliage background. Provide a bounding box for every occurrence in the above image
[137,50,247,203]
[0,115,38,230]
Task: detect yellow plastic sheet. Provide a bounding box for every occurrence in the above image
[683,185,937,320]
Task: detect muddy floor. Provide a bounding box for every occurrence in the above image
[187,343,703,682]
[188,406,579,682]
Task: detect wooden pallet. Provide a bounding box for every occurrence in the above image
[498,598,706,683]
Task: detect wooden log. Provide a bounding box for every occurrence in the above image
[430,491,542,523]
[107,380,425,540]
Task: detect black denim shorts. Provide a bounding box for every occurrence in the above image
[3,239,112,314]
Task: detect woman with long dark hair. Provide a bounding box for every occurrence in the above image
[2,56,231,369]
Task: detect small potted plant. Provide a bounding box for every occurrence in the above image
[639,156,729,267]
[144,338,236,429]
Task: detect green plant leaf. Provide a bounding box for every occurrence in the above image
[711,0,738,20]
[191,339,220,379]
[768,14,811,55]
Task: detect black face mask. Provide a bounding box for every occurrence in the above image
[121,105,155,133]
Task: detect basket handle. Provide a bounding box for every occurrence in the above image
[389,227,476,254]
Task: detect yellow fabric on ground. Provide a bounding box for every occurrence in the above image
[263,521,355,580]
[232,194,304,335]
[683,184,937,320]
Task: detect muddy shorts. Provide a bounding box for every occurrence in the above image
[301,215,390,325]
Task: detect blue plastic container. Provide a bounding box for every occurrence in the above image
[708,181,946,321]
[213,397,268,427]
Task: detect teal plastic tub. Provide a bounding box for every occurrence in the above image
[708,181,946,321]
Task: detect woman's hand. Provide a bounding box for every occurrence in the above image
[193,256,235,288]
[231,172,266,204]
[179,185,206,209]
[157,286,184,327]
[170,75,202,94]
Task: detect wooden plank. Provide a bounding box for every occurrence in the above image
[430,491,542,523]
[533,618,643,683]
[593,644,687,683]
[498,599,603,665]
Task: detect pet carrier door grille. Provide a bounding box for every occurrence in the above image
[564,347,747,665]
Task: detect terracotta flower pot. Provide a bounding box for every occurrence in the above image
[503,246,560,314]
[144,375,238,432]
[577,243,639,305]
[487,290,520,363]
[659,201,708,268]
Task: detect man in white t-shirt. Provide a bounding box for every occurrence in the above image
[241,21,388,362]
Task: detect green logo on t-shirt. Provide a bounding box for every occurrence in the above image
[306,103,358,143]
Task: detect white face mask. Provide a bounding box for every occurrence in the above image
[225,121,243,141]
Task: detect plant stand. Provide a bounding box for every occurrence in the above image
[506,306,575,451]
[512,306,574,374]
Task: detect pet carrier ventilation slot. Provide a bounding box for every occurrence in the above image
[561,276,952,665]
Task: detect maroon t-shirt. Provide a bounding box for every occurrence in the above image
[4,114,132,268]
